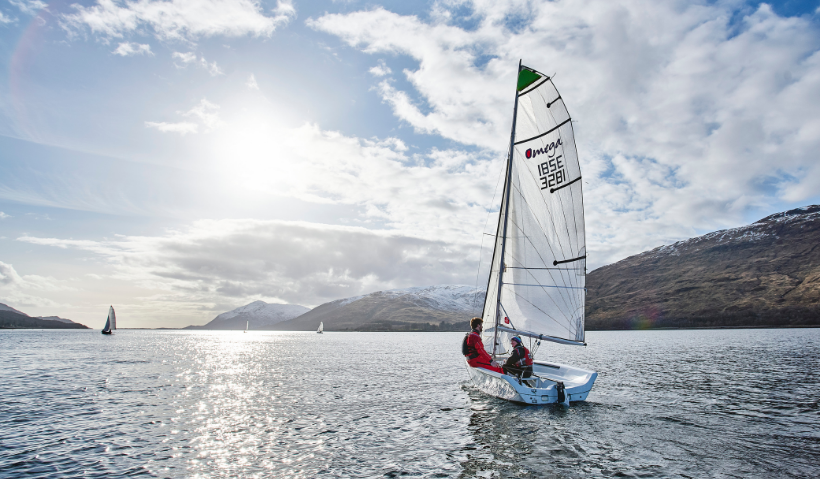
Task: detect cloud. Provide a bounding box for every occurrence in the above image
[183,98,222,130]
[172,51,223,76]
[9,0,46,16]
[246,73,259,89]
[62,0,295,42]
[310,1,820,267]
[0,12,14,24]
[145,98,223,135]
[0,261,69,309]
[144,121,199,134]
[0,212,10,219]
[369,60,391,77]
[207,121,502,248]
[17,219,478,308]
[112,42,153,56]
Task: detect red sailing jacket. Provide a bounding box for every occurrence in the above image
[464,330,502,372]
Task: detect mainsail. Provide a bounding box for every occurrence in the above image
[482,64,586,350]
[102,305,117,333]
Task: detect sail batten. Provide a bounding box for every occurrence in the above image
[483,64,586,347]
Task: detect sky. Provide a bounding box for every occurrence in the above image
[0,0,819,328]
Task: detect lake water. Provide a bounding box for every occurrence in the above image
[0,328,818,478]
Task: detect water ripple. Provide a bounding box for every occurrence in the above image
[0,329,818,477]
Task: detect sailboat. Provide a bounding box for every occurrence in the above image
[317,322,323,334]
[101,306,116,335]
[244,321,248,333]
[466,62,597,405]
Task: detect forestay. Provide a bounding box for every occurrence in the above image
[482,65,586,349]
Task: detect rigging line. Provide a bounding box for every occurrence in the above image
[506,266,583,270]
[492,59,524,358]
[473,153,509,311]
[502,282,586,290]
[514,118,571,145]
[480,151,512,322]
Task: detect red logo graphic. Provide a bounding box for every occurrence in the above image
[504,317,510,324]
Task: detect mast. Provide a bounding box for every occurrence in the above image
[492,59,522,357]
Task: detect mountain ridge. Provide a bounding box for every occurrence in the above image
[585,205,820,329]
[273,284,484,331]
[185,300,310,330]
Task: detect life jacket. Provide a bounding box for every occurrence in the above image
[462,331,480,360]
[513,344,533,368]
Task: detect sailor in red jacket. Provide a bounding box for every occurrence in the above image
[463,317,503,373]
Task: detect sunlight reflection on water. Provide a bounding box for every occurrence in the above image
[0,329,818,477]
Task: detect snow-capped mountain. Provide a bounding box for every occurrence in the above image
[189,300,310,330]
[274,285,485,331]
[587,205,820,329]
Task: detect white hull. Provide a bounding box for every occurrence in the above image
[466,360,597,405]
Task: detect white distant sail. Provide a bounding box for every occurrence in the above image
[317,322,323,334]
[482,65,586,348]
[245,320,249,333]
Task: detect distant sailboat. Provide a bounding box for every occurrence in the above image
[317,322,323,334]
[101,306,116,335]
[245,320,249,333]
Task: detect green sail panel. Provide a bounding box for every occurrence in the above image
[517,69,541,91]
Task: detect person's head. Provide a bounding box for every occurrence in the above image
[470,317,483,331]
[510,336,522,347]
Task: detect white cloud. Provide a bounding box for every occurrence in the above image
[0,261,70,309]
[9,0,46,15]
[17,219,478,308]
[310,1,820,267]
[112,42,153,56]
[62,0,295,42]
[0,212,10,219]
[172,51,224,76]
[183,99,223,130]
[246,73,259,89]
[369,60,391,77]
[0,12,14,24]
[172,51,197,63]
[145,98,223,134]
[144,121,199,134]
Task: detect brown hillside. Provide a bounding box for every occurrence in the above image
[586,206,820,329]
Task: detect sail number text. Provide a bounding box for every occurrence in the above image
[537,156,565,190]
[526,139,567,191]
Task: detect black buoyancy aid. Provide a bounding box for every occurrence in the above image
[513,345,534,368]
[462,331,480,359]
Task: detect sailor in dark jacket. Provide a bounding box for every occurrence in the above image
[502,336,533,378]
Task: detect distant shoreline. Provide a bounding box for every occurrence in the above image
[5,324,818,331]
